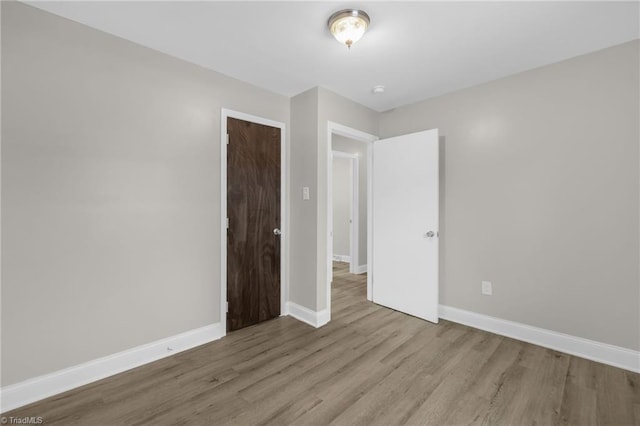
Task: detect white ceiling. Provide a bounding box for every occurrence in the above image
[27,1,639,112]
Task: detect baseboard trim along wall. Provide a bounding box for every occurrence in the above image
[0,323,225,413]
[355,264,367,274]
[332,254,351,263]
[439,305,640,373]
[287,302,330,328]
[7,305,634,413]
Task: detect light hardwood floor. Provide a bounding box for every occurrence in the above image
[4,262,639,425]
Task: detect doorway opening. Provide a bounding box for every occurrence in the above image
[327,122,378,319]
[326,123,441,325]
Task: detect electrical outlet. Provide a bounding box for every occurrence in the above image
[481,281,492,296]
[302,186,310,200]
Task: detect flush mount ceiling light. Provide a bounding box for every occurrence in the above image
[328,9,370,49]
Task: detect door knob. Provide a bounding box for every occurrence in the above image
[424,231,435,238]
[273,228,282,236]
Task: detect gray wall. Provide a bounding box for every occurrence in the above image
[379,41,640,351]
[289,88,318,310]
[1,2,289,386]
[332,135,368,268]
[332,156,352,258]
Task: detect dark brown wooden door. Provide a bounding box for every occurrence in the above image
[227,117,281,332]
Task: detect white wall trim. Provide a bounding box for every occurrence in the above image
[439,305,640,373]
[286,302,330,328]
[317,309,331,328]
[355,264,367,274]
[221,109,287,335]
[332,254,351,263]
[0,323,224,413]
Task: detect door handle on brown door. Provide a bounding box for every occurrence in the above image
[273,228,282,236]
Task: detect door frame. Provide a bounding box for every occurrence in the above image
[221,108,287,335]
[326,122,378,317]
[331,151,359,273]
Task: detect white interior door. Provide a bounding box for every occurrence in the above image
[372,129,439,323]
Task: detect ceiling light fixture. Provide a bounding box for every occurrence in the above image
[328,9,370,49]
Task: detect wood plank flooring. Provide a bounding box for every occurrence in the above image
[4,262,639,425]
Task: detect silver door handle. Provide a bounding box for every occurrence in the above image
[273,228,281,236]
[424,231,435,238]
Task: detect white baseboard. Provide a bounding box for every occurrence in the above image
[281,302,290,316]
[354,264,367,274]
[316,309,330,327]
[439,305,640,373]
[1,323,224,413]
[287,302,330,328]
[332,254,351,263]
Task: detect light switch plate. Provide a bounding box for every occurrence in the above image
[303,186,310,200]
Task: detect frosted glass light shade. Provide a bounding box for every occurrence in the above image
[328,10,370,49]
